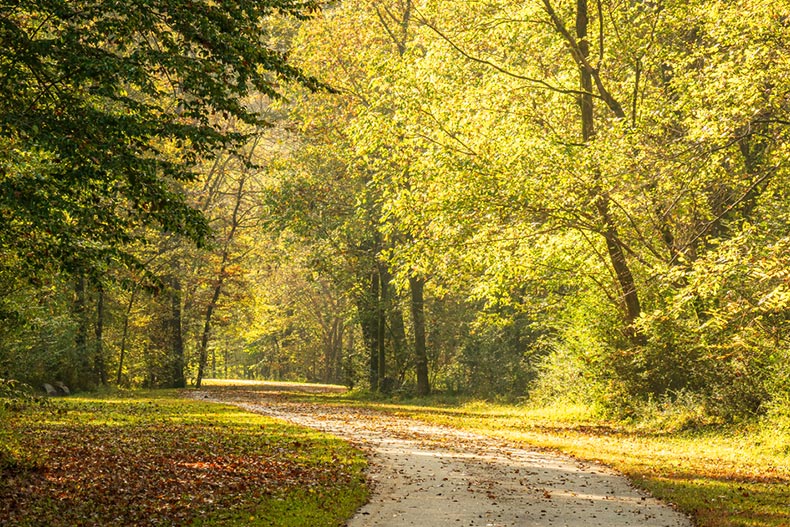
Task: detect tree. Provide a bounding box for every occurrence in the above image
[0,0,323,281]
[402,0,790,413]
[0,0,325,389]
[283,0,440,393]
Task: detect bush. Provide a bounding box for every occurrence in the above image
[0,379,49,473]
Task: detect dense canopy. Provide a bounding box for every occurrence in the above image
[0,0,321,278]
[1,0,789,423]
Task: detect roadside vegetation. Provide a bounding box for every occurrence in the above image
[393,400,790,527]
[0,387,367,527]
[227,382,789,527]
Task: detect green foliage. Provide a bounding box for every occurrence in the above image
[0,379,50,473]
[243,0,788,415]
[3,0,790,424]
[635,226,790,420]
[0,1,329,390]
[0,379,51,410]
[442,308,545,397]
[0,0,323,279]
[0,278,83,389]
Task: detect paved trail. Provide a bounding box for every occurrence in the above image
[193,388,692,527]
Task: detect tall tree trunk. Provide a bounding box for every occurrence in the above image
[196,176,246,388]
[381,265,408,377]
[377,262,388,391]
[335,320,345,385]
[409,275,430,396]
[170,276,186,388]
[389,302,408,379]
[73,274,89,387]
[574,0,642,330]
[196,282,221,387]
[576,0,594,143]
[212,348,217,378]
[345,325,355,388]
[94,284,107,386]
[596,196,642,325]
[116,286,138,385]
[366,267,380,391]
[323,318,345,384]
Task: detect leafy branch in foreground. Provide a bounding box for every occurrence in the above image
[0,0,325,280]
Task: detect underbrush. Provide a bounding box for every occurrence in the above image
[0,390,368,526]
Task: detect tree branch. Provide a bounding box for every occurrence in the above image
[671,166,778,266]
[541,0,626,119]
[418,12,601,100]
[375,6,404,55]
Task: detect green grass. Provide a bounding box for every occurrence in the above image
[247,387,789,527]
[194,487,369,527]
[0,389,368,527]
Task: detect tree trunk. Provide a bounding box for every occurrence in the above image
[195,176,246,388]
[170,277,186,388]
[195,281,222,388]
[366,267,380,391]
[212,348,216,378]
[116,286,138,386]
[574,0,643,330]
[377,263,388,390]
[74,274,89,387]
[324,318,345,384]
[94,284,107,386]
[382,264,408,377]
[576,0,594,142]
[596,196,642,325]
[409,275,430,396]
[389,302,408,379]
[335,320,345,385]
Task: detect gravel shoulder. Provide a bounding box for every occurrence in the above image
[193,388,692,527]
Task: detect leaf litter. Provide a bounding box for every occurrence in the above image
[0,394,365,526]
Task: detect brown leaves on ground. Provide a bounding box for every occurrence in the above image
[0,394,363,526]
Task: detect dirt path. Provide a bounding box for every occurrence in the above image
[193,388,692,527]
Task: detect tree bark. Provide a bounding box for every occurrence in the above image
[195,280,221,388]
[409,275,430,396]
[573,0,643,329]
[576,0,595,142]
[596,196,642,325]
[377,262,388,390]
[389,301,408,378]
[170,276,186,388]
[116,286,138,386]
[366,267,381,391]
[74,274,89,387]
[196,176,246,388]
[334,319,346,384]
[94,284,107,386]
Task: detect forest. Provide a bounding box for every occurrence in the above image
[2,0,789,425]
